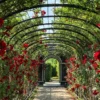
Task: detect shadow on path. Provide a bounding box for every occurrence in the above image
[34,86,76,100]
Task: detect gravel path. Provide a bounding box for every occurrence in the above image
[34,87,76,100]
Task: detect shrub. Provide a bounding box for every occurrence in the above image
[52,67,57,77]
[45,64,52,81]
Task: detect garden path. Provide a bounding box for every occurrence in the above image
[34,82,76,100]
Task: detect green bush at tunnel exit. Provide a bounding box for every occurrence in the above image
[52,67,57,77]
[45,58,59,78]
[45,64,52,81]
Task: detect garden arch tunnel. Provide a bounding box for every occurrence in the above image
[0,0,100,99]
[38,54,67,85]
[0,0,100,85]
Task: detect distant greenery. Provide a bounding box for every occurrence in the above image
[45,63,52,81]
[45,58,59,81]
[52,67,57,77]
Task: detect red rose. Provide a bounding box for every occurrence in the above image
[96,70,100,74]
[23,43,29,48]
[0,18,4,27]
[41,10,46,16]
[2,96,9,100]
[0,40,7,57]
[96,23,100,28]
[71,87,75,92]
[75,84,81,88]
[23,50,27,55]
[3,31,10,37]
[92,62,98,70]
[0,78,3,83]
[76,40,80,44]
[0,50,6,57]
[6,26,12,30]
[94,50,100,61]
[82,54,87,64]
[70,57,76,62]
[89,59,95,64]
[9,45,13,51]
[88,66,92,70]
[95,78,99,83]
[92,90,99,95]
[75,64,79,68]
[42,30,46,32]
[0,40,7,50]
[82,85,87,90]
[2,56,9,60]
[31,60,39,68]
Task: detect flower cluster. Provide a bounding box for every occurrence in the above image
[65,44,100,99]
[0,19,43,100]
